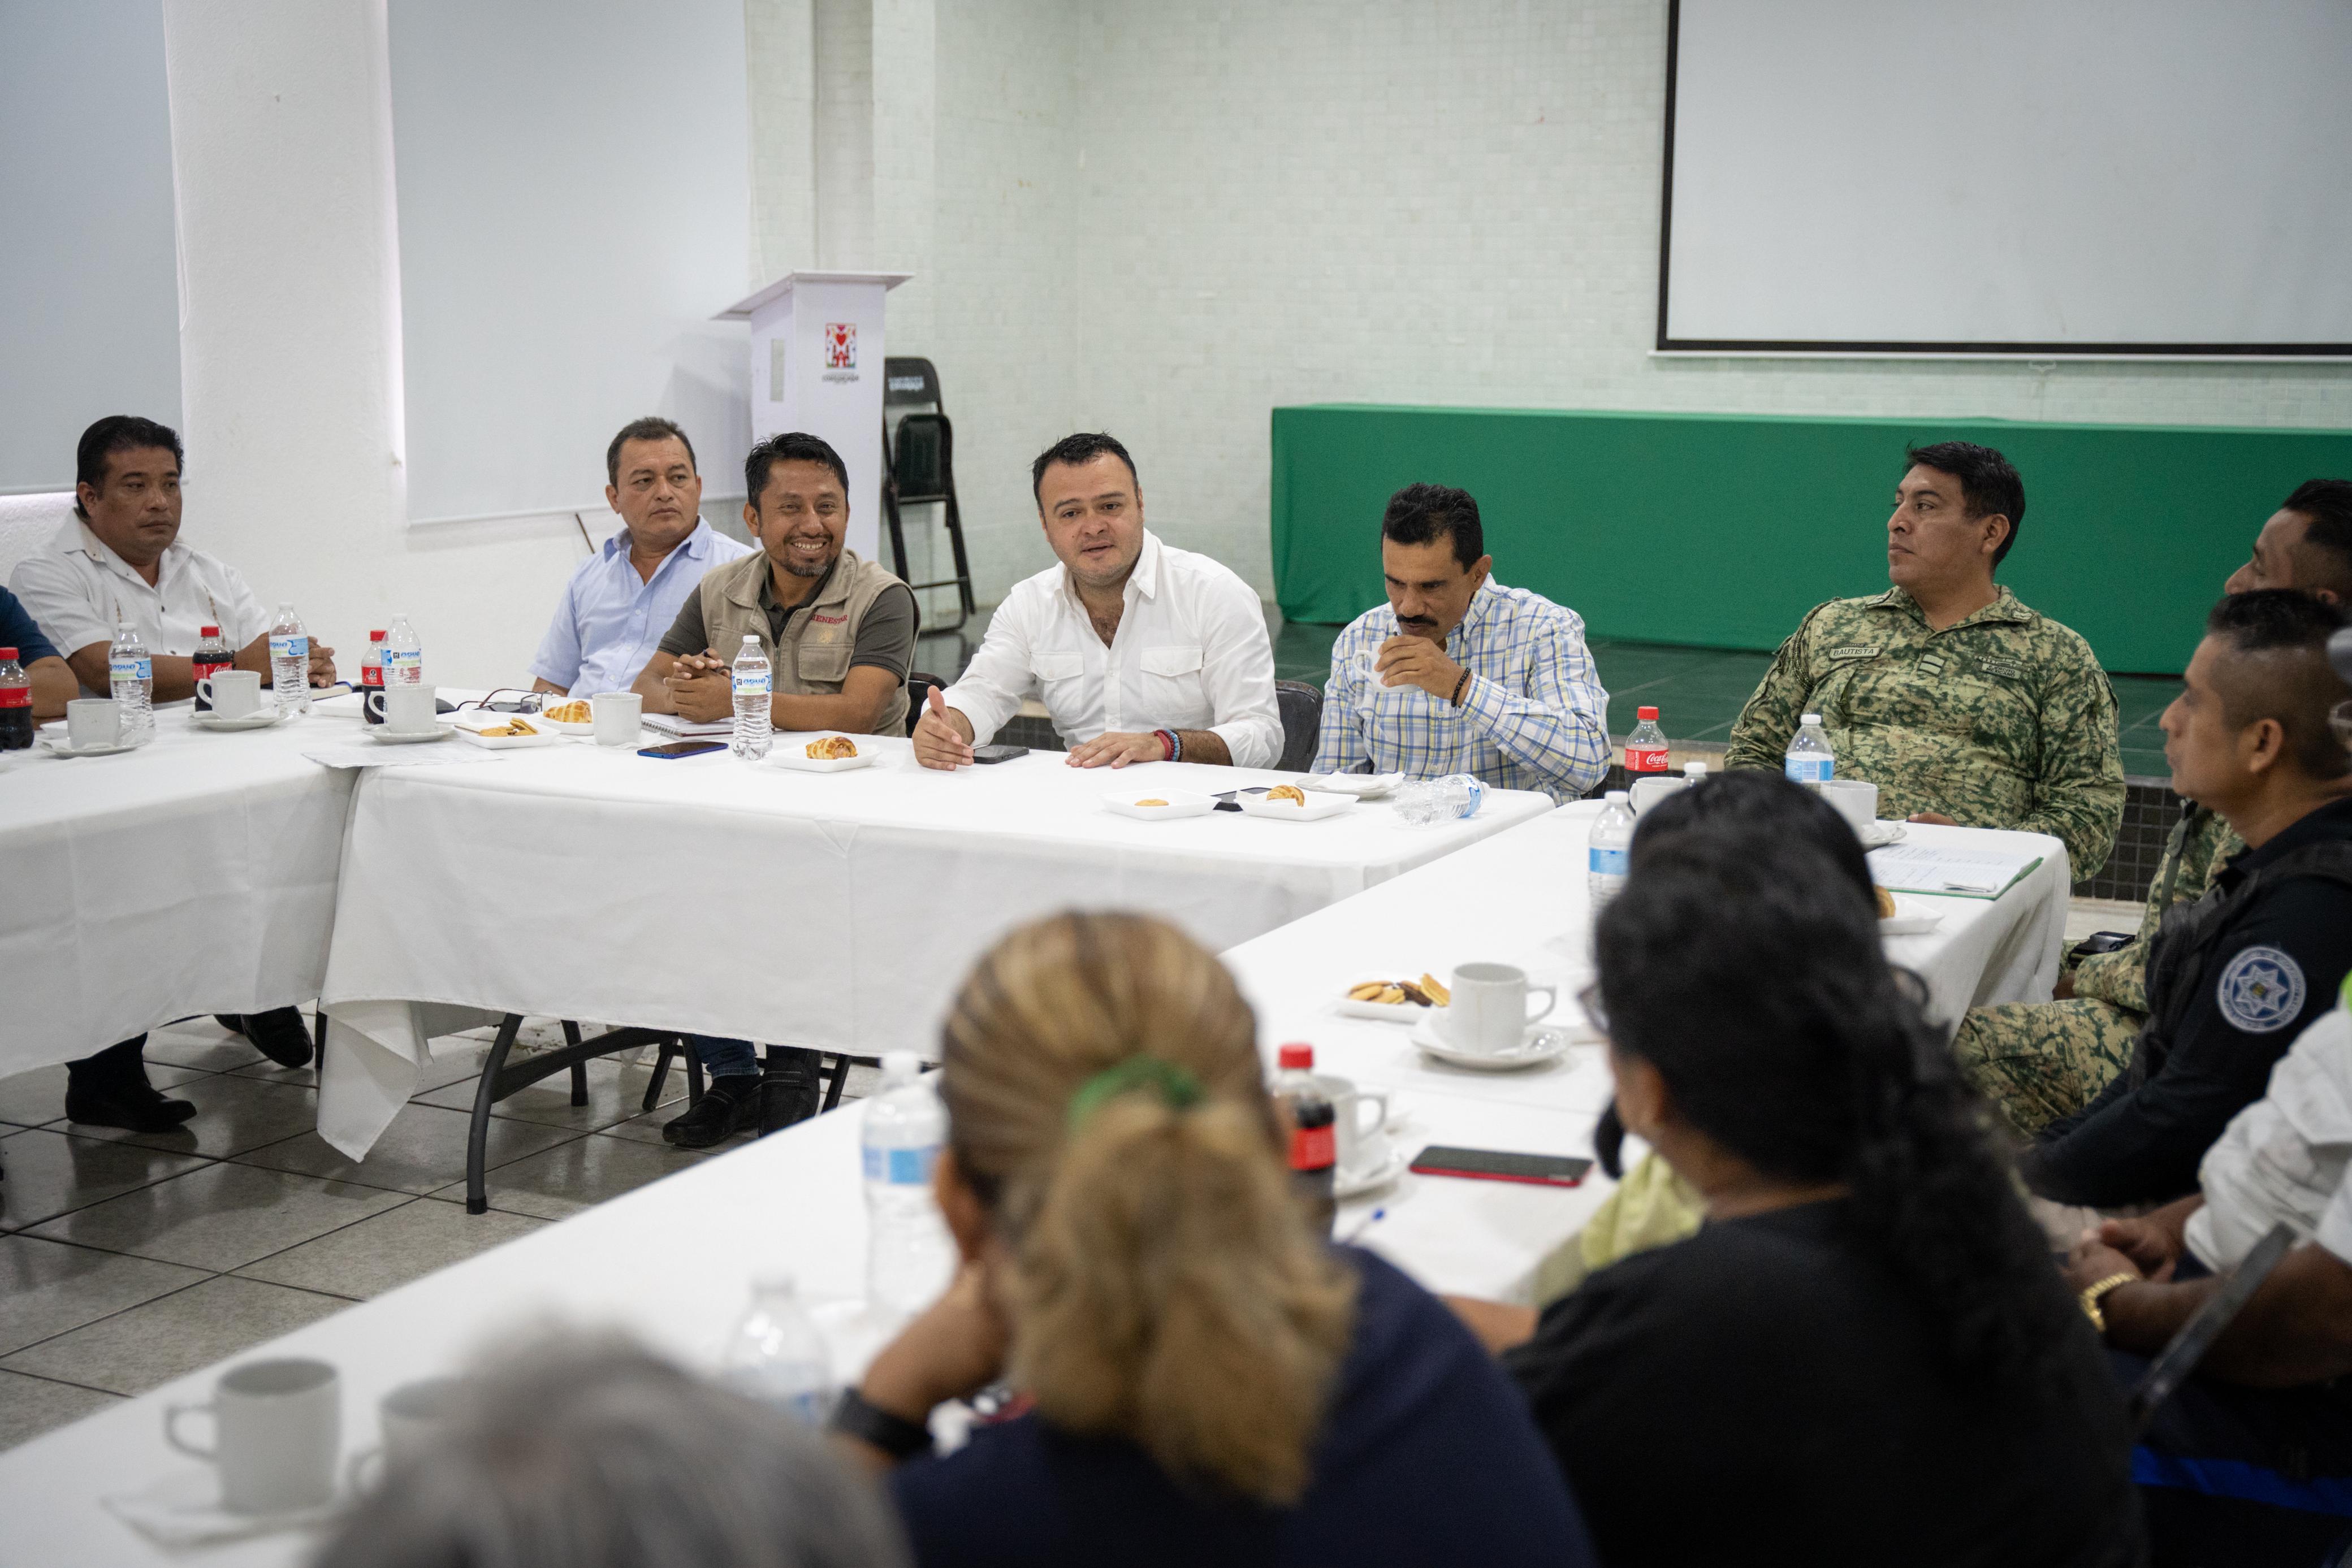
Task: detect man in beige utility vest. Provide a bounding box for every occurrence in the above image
[632,428,918,1147]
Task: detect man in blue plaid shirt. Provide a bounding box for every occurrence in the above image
[1311,483,1610,803]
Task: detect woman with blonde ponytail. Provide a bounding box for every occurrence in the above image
[838,912,1592,1567]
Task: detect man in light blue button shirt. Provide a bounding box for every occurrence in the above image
[529,417,754,697]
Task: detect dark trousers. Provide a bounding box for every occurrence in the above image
[689,1035,820,1083]
[2118,1348,2352,1566]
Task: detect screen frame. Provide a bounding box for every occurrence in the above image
[1652,0,2352,361]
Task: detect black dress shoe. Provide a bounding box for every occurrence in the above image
[64,1079,198,1133]
[241,1007,315,1069]
[660,1078,762,1149]
[759,1069,823,1137]
[213,1014,248,1037]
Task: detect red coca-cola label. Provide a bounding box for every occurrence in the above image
[1289,1124,1335,1171]
[362,666,384,689]
[193,659,232,683]
[1626,745,1670,773]
[0,684,29,708]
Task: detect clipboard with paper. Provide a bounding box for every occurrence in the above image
[1866,841,2044,899]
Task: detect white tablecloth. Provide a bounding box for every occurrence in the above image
[1221,801,2072,1301]
[314,737,1555,1158]
[0,702,356,1076]
[0,803,2072,1566]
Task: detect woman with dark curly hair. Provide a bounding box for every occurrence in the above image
[1459,778,2144,1566]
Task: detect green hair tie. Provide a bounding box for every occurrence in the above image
[1066,1056,1205,1129]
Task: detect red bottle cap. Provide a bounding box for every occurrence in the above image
[1637,705,1658,721]
[0,647,16,661]
[370,630,386,640]
[200,624,220,637]
[1277,1043,1313,1071]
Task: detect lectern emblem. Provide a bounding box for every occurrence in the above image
[824,323,857,370]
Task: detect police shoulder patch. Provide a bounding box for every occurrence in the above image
[2216,946,2307,1033]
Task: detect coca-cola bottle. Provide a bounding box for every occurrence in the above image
[191,625,234,713]
[0,647,32,750]
[361,630,386,725]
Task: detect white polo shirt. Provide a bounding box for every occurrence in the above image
[2189,1000,2352,1269]
[8,518,269,692]
[941,529,1281,768]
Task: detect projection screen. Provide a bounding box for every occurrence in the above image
[1658,0,2352,357]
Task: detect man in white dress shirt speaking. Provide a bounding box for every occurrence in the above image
[528,417,754,697]
[913,432,1281,771]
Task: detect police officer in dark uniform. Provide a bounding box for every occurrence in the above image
[2024,591,2352,1209]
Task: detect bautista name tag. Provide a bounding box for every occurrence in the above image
[1827,644,1880,661]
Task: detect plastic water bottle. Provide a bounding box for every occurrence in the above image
[383,614,422,688]
[360,631,386,726]
[1784,712,1835,790]
[191,625,234,713]
[110,621,154,739]
[862,1052,954,1322]
[1625,706,1669,775]
[1393,772,1484,826]
[1683,760,1708,784]
[0,648,32,750]
[1588,790,1635,909]
[268,605,310,716]
[719,1276,836,1426]
[731,633,772,760]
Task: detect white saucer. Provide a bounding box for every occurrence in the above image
[192,711,285,731]
[1302,772,1405,799]
[38,736,142,757]
[1858,820,1907,848]
[1335,1146,1409,1198]
[1408,1016,1574,1071]
[365,726,448,745]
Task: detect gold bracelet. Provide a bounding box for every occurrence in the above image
[2077,1271,2139,1334]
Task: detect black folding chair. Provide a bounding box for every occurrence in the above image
[1274,679,1324,772]
[881,358,976,633]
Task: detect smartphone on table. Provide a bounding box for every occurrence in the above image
[972,744,1029,764]
[638,740,726,760]
[1409,1146,1592,1188]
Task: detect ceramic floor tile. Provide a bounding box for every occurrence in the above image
[0,1128,212,1232]
[0,1234,211,1357]
[0,1275,349,1397]
[234,1103,583,1197]
[413,1054,688,1133]
[25,1162,409,1272]
[62,1075,319,1162]
[0,1062,206,1129]
[429,1132,710,1221]
[0,1368,123,1452]
[235,1196,546,1300]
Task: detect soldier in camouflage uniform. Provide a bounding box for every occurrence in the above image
[1726,441,2124,880]
[1949,478,2352,1130]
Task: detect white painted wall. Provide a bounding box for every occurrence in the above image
[159,0,744,688]
[749,0,2352,606]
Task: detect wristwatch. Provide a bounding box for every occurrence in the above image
[828,1385,935,1461]
[2077,1271,2139,1334]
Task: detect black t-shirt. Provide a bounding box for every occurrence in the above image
[888,1248,1596,1568]
[1504,1201,2143,1568]
[2026,796,2352,1208]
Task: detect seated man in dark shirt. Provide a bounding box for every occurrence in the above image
[2022,592,2352,1210]
[0,583,78,725]
[1452,791,2141,1568]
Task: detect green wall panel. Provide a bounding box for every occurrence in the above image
[1270,405,2352,675]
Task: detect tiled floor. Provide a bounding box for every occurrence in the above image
[0,1016,879,1453]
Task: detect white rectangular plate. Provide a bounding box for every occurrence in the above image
[530,704,598,735]
[1337,996,1442,1023]
[1879,894,1947,936]
[1102,789,1216,821]
[1237,789,1356,821]
[768,743,877,773]
[1301,772,1404,799]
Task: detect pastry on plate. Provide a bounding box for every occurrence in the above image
[542,699,591,724]
[1264,784,1308,805]
[1135,798,1169,807]
[1874,885,1898,919]
[806,735,859,760]
[479,718,538,738]
[1346,973,1451,1008]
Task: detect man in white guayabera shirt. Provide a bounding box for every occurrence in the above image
[912,432,1280,772]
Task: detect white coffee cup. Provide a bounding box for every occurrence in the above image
[1628,775,1686,817]
[590,690,643,747]
[367,684,439,734]
[198,669,264,720]
[1317,1073,1393,1178]
[66,698,122,750]
[164,1357,340,1514]
[346,1375,463,1493]
[1440,963,1558,1055]
[1819,778,1879,831]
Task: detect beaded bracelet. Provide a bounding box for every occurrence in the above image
[1450,670,1471,706]
[1156,727,1182,761]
